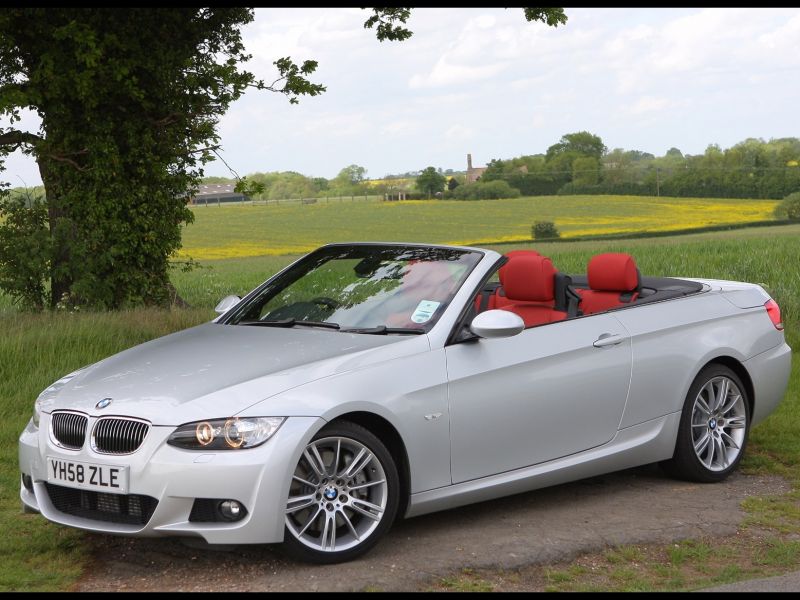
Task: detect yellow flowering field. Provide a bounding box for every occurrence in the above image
[177,195,779,260]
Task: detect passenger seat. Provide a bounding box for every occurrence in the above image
[576,253,641,314]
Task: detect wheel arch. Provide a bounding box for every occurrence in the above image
[327,411,411,521]
[697,355,755,417]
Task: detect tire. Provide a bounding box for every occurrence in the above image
[282,421,400,564]
[661,364,751,483]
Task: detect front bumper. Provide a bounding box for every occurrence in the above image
[19,414,324,544]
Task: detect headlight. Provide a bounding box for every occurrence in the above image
[32,399,42,428]
[167,417,285,450]
[33,368,87,428]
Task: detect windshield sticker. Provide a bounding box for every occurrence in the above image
[411,300,441,323]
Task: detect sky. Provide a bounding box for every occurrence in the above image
[2,6,800,187]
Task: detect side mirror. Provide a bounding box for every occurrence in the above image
[214,295,241,315]
[470,309,525,339]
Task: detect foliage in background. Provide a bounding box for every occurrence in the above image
[774,192,800,220]
[482,135,800,200]
[416,166,447,198]
[532,220,561,240]
[451,180,521,200]
[0,194,51,310]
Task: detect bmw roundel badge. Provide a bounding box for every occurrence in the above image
[96,397,113,409]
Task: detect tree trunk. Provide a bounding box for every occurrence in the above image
[166,282,191,309]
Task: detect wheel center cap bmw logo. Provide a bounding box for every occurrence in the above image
[96,397,113,409]
[708,418,717,430]
[323,487,338,500]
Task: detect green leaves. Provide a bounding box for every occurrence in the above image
[362,8,413,42]
[268,57,326,105]
[415,167,446,197]
[0,192,52,310]
[233,177,266,198]
[522,8,568,27]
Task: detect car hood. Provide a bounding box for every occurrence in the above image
[38,323,421,425]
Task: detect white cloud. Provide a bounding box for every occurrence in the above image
[628,96,671,114]
[444,124,474,141]
[380,120,421,136]
[409,60,509,89]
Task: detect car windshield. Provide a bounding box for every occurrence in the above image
[224,245,482,333]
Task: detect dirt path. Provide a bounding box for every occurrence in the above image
[74,465,788,592]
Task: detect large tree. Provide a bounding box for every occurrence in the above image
[546,131,607,162]
[416,166,446,198]
[0,7,567,310]
[0,8,324,309]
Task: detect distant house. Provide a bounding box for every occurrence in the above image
[466,153,487,183]
[190,183,249,205]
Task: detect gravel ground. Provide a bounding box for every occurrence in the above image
[73,465,789,592]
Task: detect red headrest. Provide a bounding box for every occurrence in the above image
[503,254,556,302]
[498,249,541,286]
[587,253,639,292]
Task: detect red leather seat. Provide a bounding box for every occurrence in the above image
[494,250,540,309]
[497,254,567,327]
[576,253,640,314]
[474,250,541,313]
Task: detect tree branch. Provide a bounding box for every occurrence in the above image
[45,151,90,172]
[151,112,184,127]
[0,129,43,151]
[189,145,220,155]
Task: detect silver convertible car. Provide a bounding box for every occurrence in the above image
[19,242,791,563]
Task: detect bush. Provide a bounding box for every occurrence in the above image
[532,221,560,240]
[0,194,52,310]
[451,180,521,200]
[774,192,800,220]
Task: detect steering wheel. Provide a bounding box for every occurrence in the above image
[310,296,340,310]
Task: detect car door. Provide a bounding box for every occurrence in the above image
[445,313,632,484]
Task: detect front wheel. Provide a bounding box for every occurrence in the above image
[661,364,750,482]
[282,421,400,563]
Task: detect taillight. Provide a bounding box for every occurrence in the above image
[765,299,784,331]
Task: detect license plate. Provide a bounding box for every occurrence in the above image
[46,457,129,494]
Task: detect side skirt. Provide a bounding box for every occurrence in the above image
[405,412,681,518]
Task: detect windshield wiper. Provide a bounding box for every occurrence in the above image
[340,325,425,335]
[239,319,340,330]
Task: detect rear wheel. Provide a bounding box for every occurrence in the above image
[282,421,399,563]
[662,364,750,482]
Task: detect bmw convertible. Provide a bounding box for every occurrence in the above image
[19,242,792,563]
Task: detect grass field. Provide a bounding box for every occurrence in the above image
[0,216,798,589]
[178,195,778,260]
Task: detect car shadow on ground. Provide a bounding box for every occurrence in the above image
[75,464,788,592]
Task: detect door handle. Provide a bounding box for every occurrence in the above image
[593,333,626,348]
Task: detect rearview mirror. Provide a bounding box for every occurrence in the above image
[470,310,525,339]
[214,295,241,315]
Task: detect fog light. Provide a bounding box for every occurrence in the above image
[218,500,243,521]
[21,473,33,493]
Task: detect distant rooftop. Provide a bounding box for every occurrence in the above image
[196,183,236,196]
